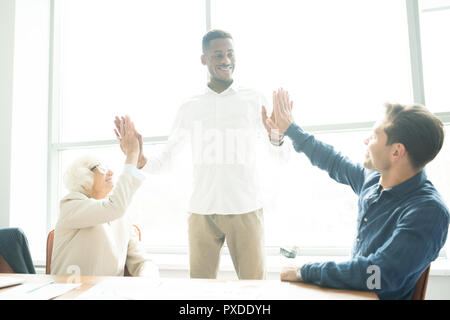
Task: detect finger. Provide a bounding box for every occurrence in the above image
[128,117,136,133]
[114,117,122,132]
[274,90,284,121]
[124,115,132,133]
[280,270,289,281]
[130,121,136,135]
[280,89,289,114]
[272,90,279,117]
[285,91,291,113]
[279,89,289,117]
[114,128,121,140]
[261,106,269,129]
[119,117,125,135]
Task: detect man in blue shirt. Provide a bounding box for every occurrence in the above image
[262,89,449,299]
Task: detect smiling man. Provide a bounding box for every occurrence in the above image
[201,31,235,93]
[116,30,285,280]
[264,89,449,299]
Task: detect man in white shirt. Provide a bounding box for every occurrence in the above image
[115,30,284,279]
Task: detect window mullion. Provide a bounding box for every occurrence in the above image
[406,0,426,105]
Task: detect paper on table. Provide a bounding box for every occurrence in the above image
[0,282,81,300]
[76,277,161,300]
[76,278,297,300]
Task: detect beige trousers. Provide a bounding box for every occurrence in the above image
[188,208,266,280]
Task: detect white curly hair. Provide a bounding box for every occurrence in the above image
[63,154,103,195]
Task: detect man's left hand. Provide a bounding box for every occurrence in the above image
[280,266,302,282]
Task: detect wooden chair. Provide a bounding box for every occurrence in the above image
[411,265,431,300]
[46,225,141,275]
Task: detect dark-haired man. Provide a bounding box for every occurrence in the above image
[264,89,449,299]
[116,30,285,280]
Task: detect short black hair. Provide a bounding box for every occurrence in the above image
[202,29,233,54]
[383,103,444,170]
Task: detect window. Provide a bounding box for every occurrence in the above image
[419,0,450,255]
[211,0,413,126]
[55,0,206,143]
[48,0,450,257]
[419,1,450,112]
[50,0,206,248]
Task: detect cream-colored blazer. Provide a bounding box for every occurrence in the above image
[50,171,158,277]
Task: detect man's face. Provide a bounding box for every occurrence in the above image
[202,38,235,84]
[363,120,393,172]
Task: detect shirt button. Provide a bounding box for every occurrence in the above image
[356,238,360,242]
[364,218,368,222]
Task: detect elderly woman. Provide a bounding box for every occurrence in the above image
[51,116,159,277]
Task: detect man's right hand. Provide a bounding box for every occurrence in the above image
[136,133,147,169]
[262,88,294,137]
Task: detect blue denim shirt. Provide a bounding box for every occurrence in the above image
[285,123,449,300]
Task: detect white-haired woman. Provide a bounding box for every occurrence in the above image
[51,116,159,278]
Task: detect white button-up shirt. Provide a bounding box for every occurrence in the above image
[143,84,285,214]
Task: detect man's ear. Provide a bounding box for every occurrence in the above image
[392,143,407,159]
[201,54,206,65]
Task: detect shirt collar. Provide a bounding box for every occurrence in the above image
[205,81,237,96]
[379,170,427,198]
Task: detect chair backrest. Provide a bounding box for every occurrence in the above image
[46,225,141,275]
[133,224,141,241]
[0,227,36,274]
[0,253,15,273]
[124,225,141,276]
[411,265,431,300]
[46,230,55,274]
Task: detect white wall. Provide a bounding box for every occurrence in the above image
[9,0,50,261]
[0,0,50,260]
[0,0,15,228]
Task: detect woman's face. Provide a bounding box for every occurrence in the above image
[89,164,114,199]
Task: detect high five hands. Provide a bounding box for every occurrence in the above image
[262,88,294,144]
[114,116,147,169]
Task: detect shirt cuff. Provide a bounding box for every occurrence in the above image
[296,266,303,281]
[124,164,146,182]
[268,134,285,146]
[284,122,304,139]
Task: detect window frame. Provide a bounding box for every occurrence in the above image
[47,0,450,258]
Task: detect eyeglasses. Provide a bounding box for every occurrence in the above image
[89,164,108,174]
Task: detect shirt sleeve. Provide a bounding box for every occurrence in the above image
[142,104,189,174]
[284,122,367,195]
[300,205,449,299]
[123,163,146,181]
[58,171,143,229]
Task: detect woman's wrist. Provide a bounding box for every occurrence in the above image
[125,152,139,166]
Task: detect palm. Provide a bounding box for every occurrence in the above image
[114,116,146,168]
